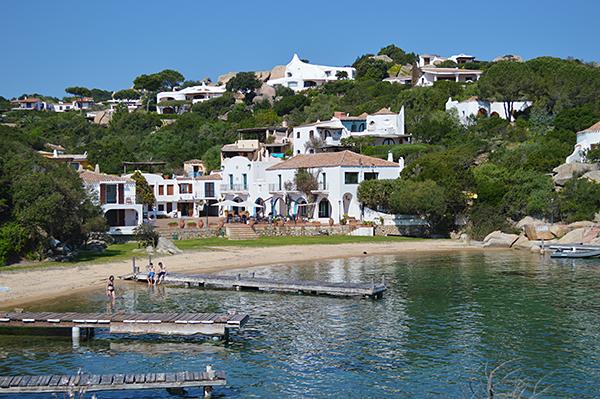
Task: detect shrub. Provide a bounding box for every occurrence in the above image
[133,223,159,248]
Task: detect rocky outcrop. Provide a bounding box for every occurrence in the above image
[549,225,566,239]
[493,55,524,62]
[557,228,590,244]
[217,72,237,85]
[523,224,553,240]
[156,237,183,255]
[552,162,600,186]
[568,221,597,229]
[269,65,286,80]
[370,54,394,63]
[255,70,272,82]
[583,170,600,184]
[515,216,544,231]
[482,231,520,248]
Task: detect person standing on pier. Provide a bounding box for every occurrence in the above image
[106,276,116,313]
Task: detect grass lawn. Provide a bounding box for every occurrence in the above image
[1,236,420,273]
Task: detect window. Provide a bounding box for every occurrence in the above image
[158,204,164,212]
[325,71,331,77]
[167,185,174,195]
[278,174,282,191]
[364,172,378,180]
[288,82,297,87]
[242,173,247,190]
[351,124,357,132]
[321,173,327,190]
[309,130,314,139]
[345,172,359,184]
[318,199,330,218]
[324,130,331,138]
[297,131,300,139]
[205,182,215,197]
[166,203,172,213]
[229,174,234,190]
[158,185,164,195]
[382,138,395,145]
[179,183,192,193]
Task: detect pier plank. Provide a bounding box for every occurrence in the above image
[134,374,145,383]
[100,374,113,385]
[165,372,177,383]
[113,374,124,385]
[18,376,31,387]
[9,376,22,387]
[124,374,135,384]
[88,375,101,386]
[156,373,166,382]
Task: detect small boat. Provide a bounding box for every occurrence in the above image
[551,248,600,259]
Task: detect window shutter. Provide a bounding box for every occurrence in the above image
[100,184,106,205]
[118,184,124,204]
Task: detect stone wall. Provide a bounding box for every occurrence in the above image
[373,224,433,238]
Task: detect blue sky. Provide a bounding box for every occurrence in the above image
[1,0,598,100]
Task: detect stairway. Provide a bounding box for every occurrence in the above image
[226,224,260,240]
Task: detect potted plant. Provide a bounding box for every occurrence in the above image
[168,222,178,229]
[187,222,197,228]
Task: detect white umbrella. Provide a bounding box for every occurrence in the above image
[238,201,264,209]
[211,200,239,207]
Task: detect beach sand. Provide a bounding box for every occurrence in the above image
[0,239,481,309]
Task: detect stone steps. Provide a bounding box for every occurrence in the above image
[226,225,259,240]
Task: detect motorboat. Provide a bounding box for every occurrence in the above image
[550,248,600,259]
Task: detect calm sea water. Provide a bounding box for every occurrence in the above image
[1,250,600,398]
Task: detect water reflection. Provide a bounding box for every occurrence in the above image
[1,251,600,397]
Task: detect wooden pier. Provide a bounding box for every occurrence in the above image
[0,369,225,396]
[0,310,248,339]
[124,272,387,299]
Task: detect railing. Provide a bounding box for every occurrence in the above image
[269,184,284,192]
[220,184,248,192]
[187,171,204,178]
[315,182,329,191]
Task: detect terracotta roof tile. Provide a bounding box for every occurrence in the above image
[459,96,482,103]
[79,170,134,183]
[266,150,398,170]
[373,108,396,115]
[579,121,600,134]
[183,159,203,164]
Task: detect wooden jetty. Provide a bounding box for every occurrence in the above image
[0,369,225,396]
[124,272,387,299]
[0,311,248,339]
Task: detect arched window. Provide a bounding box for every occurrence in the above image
[325,130,331,138]
[351,124,357,132]
[359,123,365,131]
[383,138,395,145]
[318,199,330,218]
[309,130,314,139]
[297,131,300,139]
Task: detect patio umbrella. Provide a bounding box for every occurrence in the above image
[211,200,239,207]
[238,201,264,209]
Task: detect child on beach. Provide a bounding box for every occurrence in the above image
[147,263,156,285]
[156,262,167,284]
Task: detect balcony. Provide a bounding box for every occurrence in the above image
[220,184,248,193]
[268,184,285,193]
[314,182,329,193]
[187,171,204,178]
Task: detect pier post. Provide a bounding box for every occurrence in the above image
[133,256,137,275]
[72,327,80,348]
[235,274,241,291]
[541,238,545,254]
[382,275,386,286]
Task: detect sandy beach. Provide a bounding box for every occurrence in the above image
[0,239,481,309]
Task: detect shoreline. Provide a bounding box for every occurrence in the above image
[0,240,484,309]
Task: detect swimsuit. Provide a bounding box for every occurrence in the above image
[107,281,114,292]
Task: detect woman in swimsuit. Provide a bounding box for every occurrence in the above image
[106,275,116,301]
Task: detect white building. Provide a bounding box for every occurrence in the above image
[218,156,281,217]
[446,96,532,124]
[267,54,356,92]
[19,98,44,111]
[156,82,226,114]
[79,170,143,235]
[292,108,410,155]
[264,151,403,223]
[136,172,223,218]
[566,121,600,163]
[415,53,482,87]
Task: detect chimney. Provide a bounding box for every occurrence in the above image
[387,151,393,162]
[95,164,100,173]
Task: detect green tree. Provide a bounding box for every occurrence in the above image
[134,73,163,111]
[556,178,600,223]
[335,70,349,80]
[133,222,159,248]
[353,54,392,80]
[131,171,156,213]
[290,168,320,217]
[388,179,449,230]
[113,89,140,100]
[90,88,113,102]
[377,44,418,65]
[340,135,376,153]
[478,61,532,120]
[65,86,92,114]
[159,69,185,90]
[226,72,262,104]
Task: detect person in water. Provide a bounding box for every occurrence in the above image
[147,263,156,285]
[106,275,116,301]
[156,262,167,284]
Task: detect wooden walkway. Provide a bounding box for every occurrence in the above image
[0,369,225,395]
[124,272,387,299]
[0,311,249,338]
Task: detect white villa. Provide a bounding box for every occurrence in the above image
[292,108,410,155]
[446,96,532,124]
[156,82,226,114]
[566,121,600,163]
[415,53,483,87]
[267,54,356,92]
[79,170,143,235]
[264,151,403,223]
